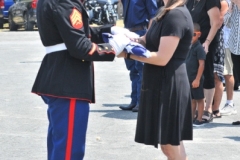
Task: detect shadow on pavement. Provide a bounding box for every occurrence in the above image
[223,136,240,141]
[194,122,239,129]
[102,103,126,107]
[90,104,138,120]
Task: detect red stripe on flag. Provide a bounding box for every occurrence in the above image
[65,99,76,160]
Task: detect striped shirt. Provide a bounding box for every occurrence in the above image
[223,26,230,48]
[224,5,240,55]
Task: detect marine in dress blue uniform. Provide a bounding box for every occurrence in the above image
[119,0,158,111]
[32,0,119,159]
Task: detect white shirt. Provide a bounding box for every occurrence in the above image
[224,4,240,55]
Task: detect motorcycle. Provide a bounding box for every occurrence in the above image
[83,0,119,25]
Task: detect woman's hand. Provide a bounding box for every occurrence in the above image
[131,37,146,47]
[192,79,200,88]
[202,40,210,53]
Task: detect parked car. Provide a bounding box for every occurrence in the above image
[0,0,3,28]
[8,0,37,31]
[0,0,14,29]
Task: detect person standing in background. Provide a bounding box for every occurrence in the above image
[186,23,206,126]
[119,0,158,112]
[222,0,240,123]
[187,0,221,123]
[220,23,235,116]
[212,0,229,118]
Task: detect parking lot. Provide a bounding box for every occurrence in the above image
[1,21,240,160]
[0,23,38,31]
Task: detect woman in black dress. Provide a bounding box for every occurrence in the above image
[118,0,193,159]
[186,0,221,122]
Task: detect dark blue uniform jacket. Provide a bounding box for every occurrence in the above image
[32,0,115,103]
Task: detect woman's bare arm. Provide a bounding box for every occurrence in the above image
[220,1,229,25]
[128,36,180,66]
[202,7,221,53]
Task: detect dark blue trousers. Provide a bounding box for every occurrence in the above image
[124,29,146,105]
[124,59,143,104]
[42,96,89,160]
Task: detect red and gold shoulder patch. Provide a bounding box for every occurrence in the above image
[70,8,83,29]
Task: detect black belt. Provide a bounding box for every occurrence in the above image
[128,25,147,32]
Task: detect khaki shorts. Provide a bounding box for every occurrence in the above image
[224,48,233,75]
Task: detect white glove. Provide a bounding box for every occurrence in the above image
[111,26,129,34]
[108,34,130,56]
[111,26,140,38]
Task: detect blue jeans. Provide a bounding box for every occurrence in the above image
[124,29,146,105]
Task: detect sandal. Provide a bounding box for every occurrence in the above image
[213,110,222,118]
[232,121,240,125]
[202,111,213,123]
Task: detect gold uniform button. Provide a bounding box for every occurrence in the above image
[105,47,108,50]
[82,60,85,62]
[99,48,102,51]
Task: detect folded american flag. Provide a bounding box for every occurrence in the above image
[102,33,151,58]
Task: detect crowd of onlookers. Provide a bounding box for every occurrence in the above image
[116,0,240,126]
[185,0,240,126]
[118,0,240,126]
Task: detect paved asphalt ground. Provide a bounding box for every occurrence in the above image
[0,25,240,160]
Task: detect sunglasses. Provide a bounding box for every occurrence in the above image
[193,31,200,36]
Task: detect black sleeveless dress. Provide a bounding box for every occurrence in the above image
[135,6,193,148]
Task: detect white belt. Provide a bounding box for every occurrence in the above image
[45,43,67,54]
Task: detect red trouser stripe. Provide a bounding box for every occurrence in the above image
[65,99,76,160]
